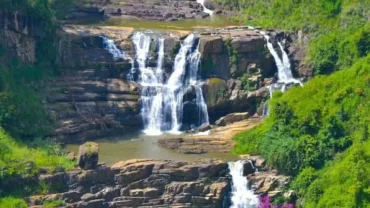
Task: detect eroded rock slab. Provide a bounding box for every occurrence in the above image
[158,117,262,154]
[27,159,231,208]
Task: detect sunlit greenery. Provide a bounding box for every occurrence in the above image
[0,1,74,205]
[226,0,370,206]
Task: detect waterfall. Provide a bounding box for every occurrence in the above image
[101,36,125,60]
[130,32,209,135]
[197,0,214,16]
[261,32,302,94]
[228,161,259,208]
[189,42,209,127]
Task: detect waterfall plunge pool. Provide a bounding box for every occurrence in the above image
[65,132,239,165]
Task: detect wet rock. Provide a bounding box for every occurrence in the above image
[77,142,99,170]
[198,124,211,132]
[242,160,256,176]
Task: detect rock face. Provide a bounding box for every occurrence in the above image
[198,28,274,121]
[0,11,43,64]
[45,68,141,142]
[48,25,304,141]
[78,142,99,170]
[27,158,292,207]
[64,0,212,22]
[27,159,231,208]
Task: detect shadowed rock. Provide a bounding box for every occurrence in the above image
[77,142,99,170]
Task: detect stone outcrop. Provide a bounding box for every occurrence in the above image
[45,68,141,142]
[27,159,231,208]
[64,0,213,22]
[0,10,44,64]
[215,112,250,126]
[27,157,292,208]
[158,117,262,154]
[198,27,274,121]
[78,142,99,170]
[48,25,303,141]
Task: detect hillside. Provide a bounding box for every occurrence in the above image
[226,0,370,207]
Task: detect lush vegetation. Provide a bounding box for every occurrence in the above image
[224,0,370,207]
[214,0,370,76]
[0,1,75,206]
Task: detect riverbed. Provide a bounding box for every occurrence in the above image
[66,132,239,165]
[73,15,241,31]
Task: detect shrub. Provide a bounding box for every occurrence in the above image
[0,197,28,208]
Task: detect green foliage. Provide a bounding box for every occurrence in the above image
[303,142,370,207]
[1,0,54,26]
[239,73,257,91]
[49,0,76,19]
[234,55,370,205]
[213,0,370,76]
[0,197,28,208]
[0,128,74,196]
[43,199,66,208]
[0,62,53,137]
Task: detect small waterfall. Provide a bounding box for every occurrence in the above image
[101,36,125,60]
[130,32,209,135]
[166,34,198,134]
[261,31,302,94]
[197,0,214,16]
[228,161,259,208]
[131,32,161,135]
[189,42,209,127]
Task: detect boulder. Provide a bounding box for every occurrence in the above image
[215,112,250,126]
[198,124,211,132]
[242,160,256,176]
[77,142,99,170]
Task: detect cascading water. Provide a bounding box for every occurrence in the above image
[130,32,209,135]
[197,0,214,16]
[188,42,209,127]
[260,31,302,94]
[228,160,259,208]
[101,36,125,60]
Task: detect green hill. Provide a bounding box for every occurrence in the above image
[227,0,370,206]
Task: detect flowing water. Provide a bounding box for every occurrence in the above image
[197,0,214,16]
[101,36,126,60]
[261,31,302,94]
[128,32,209,135]
[97,20,305,208]
[228,161,259,208]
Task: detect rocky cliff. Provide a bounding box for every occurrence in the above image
[0,10,45,64]
[26,155,291,208]
[47,25,304,141]
[62,0,219,22]
[27,159,231,208]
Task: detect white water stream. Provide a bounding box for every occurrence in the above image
[228,160,259,208]
[101,36,125,60]
[197,0,214,16]
[128,32,209,135]
[260,31,302,95]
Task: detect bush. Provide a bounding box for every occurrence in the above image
[0,63,53,137]
[43,200,66,208]
[0,197,28,208]
[234,54,370,204]
[0,128,74,197]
